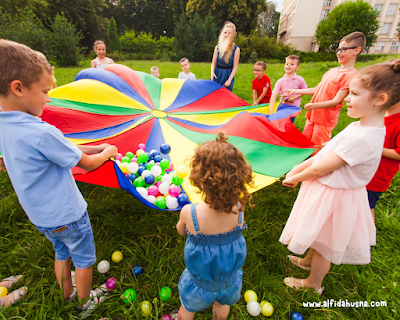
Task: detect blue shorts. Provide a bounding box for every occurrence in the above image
[35,212,96,269]
[178,269,243,312]
[367,190,382,209]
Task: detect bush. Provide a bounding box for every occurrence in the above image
[108,17,121,53]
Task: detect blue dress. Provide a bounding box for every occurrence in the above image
[178,202,247,312]
[212,44,239,91]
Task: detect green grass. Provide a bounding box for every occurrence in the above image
[1,58,400,319]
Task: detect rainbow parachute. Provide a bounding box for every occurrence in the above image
[42,64,314,210]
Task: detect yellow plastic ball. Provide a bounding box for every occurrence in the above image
[176,166,188,178]
[111,251,123,263]
[119,162,130,173]
[244,290,257,303]
[136,149,145,157]
[0,286,8,298]
[260,301,274,316]
[140,300,152,317]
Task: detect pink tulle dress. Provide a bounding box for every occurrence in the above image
[280,122,385,265]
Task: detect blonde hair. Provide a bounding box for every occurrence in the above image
[150,66,160,73]
[218,21,237,64]
[0,39,53,96]
[93,40,106,51]
[255,61,266,70]
[179,57,189,64]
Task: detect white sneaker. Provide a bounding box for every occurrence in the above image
[79,284,108,319]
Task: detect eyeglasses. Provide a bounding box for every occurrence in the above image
[253,69,264,72]
[335,46,358,53]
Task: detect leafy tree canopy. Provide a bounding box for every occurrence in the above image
[257,1,280,37]
[315,0,379,52]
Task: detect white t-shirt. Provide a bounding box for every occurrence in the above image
[178,72,196,80]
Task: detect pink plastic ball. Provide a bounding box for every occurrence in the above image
[155,181,162,187]
[138,143,146,151]
[166,163,174,172]
[116,153,123,161]
[168,185,180,197]
[131,158,137,163]
[160,315,172,320]
[148,185,159,197]
[106,277,118,290]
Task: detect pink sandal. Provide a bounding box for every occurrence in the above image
[284,277,324,295]
[0,286,28,307]
[0,275,23,289]
[287,255,311,271]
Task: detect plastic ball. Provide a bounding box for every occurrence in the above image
[128,162,139,173]
[119,162,129,174]
[247,300,261,317]
[153,154,163,162]
[172,174,184,186]
[141,169,151,178]
[160,315,172,320]
[116,160,121,166]
[168,185,181,197]
[244,290,258,302]
[97,260,110,274]
[133,177,145,188]
[159,159,170,170]
[0,286,8,298]
[127,173,137,182]
[138,153,149,164]
[155,196,167,209]
[147,195,156,204]
[144,174,155,185]
[132,264,144,277]
[106,277,118,291]
[177,193,189,206]
[116,153,123,161]
[166,162,174,172]
[159,286,172,302]
[131,157,137,163]
[136,149,145,157]
[260,301,274,316]
[138,143,146,150]
[111,251,123,263]
[125,151,134,159]
[122,288,137,304]
[150,165,162,177]
[176,166,188,178]
[150,149,159,156]
[159,183,170,195]
[160,143,171,154]
[121,156,130,164]
[290,312,304,320]
[140,300,152,317]
[166,197,179,209]
[155,181,162,188]
[146,161,155,171]
[136,187,148,198]
[147,185,159,197]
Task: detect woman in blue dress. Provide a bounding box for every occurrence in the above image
[211,22,241,92]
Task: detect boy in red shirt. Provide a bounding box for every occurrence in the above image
[252,61,272,105]
[367,101,400,221]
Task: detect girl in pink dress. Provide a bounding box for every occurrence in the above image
[280,59,400,295]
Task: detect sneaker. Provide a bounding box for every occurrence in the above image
[66,287,77,303]
[79,284,108,319]
[170,309,179,320]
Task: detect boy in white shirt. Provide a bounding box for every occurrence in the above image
[178,58,196,80]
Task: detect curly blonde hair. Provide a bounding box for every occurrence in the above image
[189,132,254,214]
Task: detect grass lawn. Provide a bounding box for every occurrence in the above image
[1,57,400,319]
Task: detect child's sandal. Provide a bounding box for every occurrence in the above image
[0,286,28,307]
[1,275,23,289]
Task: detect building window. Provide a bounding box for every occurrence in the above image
[375,4,383,13]
[376,42,386,50]
[324,0,331,6]
[391,41,399,50]
[320,9,329,20]
[381,23,391,34]
[387,4,397,15]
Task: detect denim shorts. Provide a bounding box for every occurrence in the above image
[367,190,382,209]
[35,212,96,269]
[178,269,243,312]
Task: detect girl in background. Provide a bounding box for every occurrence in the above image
[211,22,240,91]
[90,40,114,69]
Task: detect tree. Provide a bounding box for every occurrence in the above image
[107,17,121,52]
[257,1,280,37]
[185,0,266,35]
[315,0,379,52]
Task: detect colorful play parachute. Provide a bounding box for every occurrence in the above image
[42,64,314,210]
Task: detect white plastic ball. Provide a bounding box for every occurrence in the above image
[147,195,156,204]
[159,183,170,195]
[161,174,172,185]
[150,165,162,177]
[166,197,179,209]
[116,160,121,166]
[128,162,138,173]
[97,260,110,274]
[141,170,151,178]
[136,187,148,198]
[247,301,261,317]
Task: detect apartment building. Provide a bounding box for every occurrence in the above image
[277,0,400,54]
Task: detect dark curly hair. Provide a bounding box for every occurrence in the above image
[189,132,254,214]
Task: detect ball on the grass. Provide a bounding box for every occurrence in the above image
[159,286,172,302]
[106,277,118,290]
[111,251,123,263]
[290,312,304,320]
[247,300,261,316]
[260,301,274,316]
[244,290,258,302]
[0,286,8,298]
[133,264,144,277]
[97,260,110,274]
[160,315,171,320]
[122,288,137,304]
[140,300,152,317]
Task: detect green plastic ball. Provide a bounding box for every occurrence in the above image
[122,288,137,304]
[159,286,172,302]
[125,152,134,159]
[159,159,170,170]
[133,177,145,188]
[121,156,131,163]
[146,162,155,170]
[172,174,184,186]
[155,196,167,209]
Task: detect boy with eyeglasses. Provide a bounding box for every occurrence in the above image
[284,31,366,151]
[252,61,272,106]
